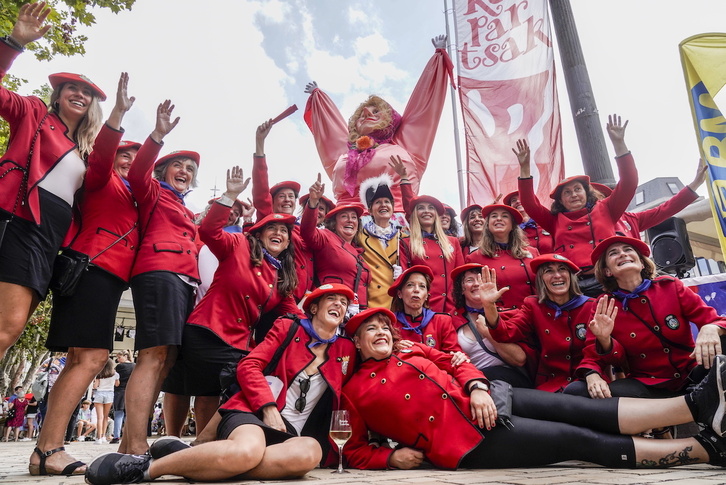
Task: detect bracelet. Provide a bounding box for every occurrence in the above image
[216,194,235,207]
[2,35,24,52]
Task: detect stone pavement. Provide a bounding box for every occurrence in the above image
[1,439,725,485]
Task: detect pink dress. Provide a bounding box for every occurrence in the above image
[304,48,452,213]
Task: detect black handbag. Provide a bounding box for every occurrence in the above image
[490,380,514,430]
[49,247,90,297]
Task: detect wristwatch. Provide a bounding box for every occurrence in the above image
[469,381,489,393]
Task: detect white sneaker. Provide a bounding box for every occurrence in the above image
[95,437,107,445]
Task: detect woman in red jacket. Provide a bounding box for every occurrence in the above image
[483,255,596,392]
[28,74,144,476]
[340,307,726,470]
[459,204,484,257]
[120,101,198,456]
[301,174,370,310]
[0,3,106,361]
[163,166,302,438]
[573,236,726,400]
[85,284,358,484]
[503,191,554,254]
[465,204,538,310]
[399,195,464,313]
[388,265,461,354]
[515,114,636,296]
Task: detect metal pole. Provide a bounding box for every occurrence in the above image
[548,0,614,184]
[443,0,467,210]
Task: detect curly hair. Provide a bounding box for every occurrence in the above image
[49,85,103,160]
[247,225,298,297]
[347,96,394,143]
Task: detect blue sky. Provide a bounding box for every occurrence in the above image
[8,0,726,214]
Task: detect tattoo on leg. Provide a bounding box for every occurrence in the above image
[638,446,699,468]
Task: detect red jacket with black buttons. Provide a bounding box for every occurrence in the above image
[465,247,539,310]
[489,296,596,392]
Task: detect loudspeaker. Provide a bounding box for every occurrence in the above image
[645,217,695,273]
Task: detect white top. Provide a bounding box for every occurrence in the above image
[96,372,119,392]
[281,371,328,435]
[38,150,86,206]
[457,326,507,370]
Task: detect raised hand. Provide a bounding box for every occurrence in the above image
[308,173,325,207]
[11,2,52,46]
[606,114,629,156]
[240,198,255,220]
[512,138,531,177]
[388,155,408,179]
[588,295,617,345]
[431,34,447,49]
[477,267,509,304]
[304,81,318,95]
[255,119,273,156]
[688,159,708,192]
[225,166,250,198]
[151,100,180,143]
[107,72,135,130]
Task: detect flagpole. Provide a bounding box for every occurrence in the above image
[443,0,466,211]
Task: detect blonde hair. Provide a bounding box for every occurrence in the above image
[409,209,454,261]
[478,219,533,259]
[347,95,393,143]
[49,85,103,160]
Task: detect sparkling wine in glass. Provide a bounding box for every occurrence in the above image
[330,409,352,474]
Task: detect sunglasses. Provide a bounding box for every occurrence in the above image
[295,376,312,413]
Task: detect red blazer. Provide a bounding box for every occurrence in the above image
[67,124,139,282]
[489,296,596,392]
[615,186,698,239]
[393,311,462,353]
[300,203,370,306]
[522,221,554,254]
[399,234,464,314]
[127,138,199,281]
[221,316,357,463]
[189,202,302,350]
[577,276,726,391]
[0,43,80,225]
[252,154,315,301]
[465,247,539,310]
[342,344,487,470]
[518,153,638,271]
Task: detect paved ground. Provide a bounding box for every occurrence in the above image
[1,439,725,485]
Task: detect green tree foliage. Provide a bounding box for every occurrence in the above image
[0,0,136,148]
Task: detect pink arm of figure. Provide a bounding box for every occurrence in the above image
[303,88,349,179]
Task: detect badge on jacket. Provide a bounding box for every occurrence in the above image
[425,334,436,347]
[575,323,587,341]
[341,356,350,375]
[665,314,680,330]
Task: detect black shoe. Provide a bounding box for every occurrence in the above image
[109,438,120,444]
[689,355,726,436]
[695,428,726,466]
[84,452,151,485]
[148,436,190,459]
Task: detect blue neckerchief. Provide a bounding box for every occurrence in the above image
[299,318,338,348]
[495,242,509,250]
[465,305,485,315]
[262,248,282,270]
[364,220,398,243]
[121,177,133,193]
[520,219,537,230]
[396,308,436,335]
[422,231,437,240]
[545,294,590,318]
[224,225,243,233]
[612,279,652,310]
[159,181,187,205]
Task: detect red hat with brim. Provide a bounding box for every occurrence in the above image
[155,150,201,168]
[590,236,650,266]
[247,213,296,235]
[270,181,301,197]
[25,393,33,399]
[300,194,335,212]
[549,175,590,200]
[443,205,457,219]
[451,263,484,283]
[480,204,524,225]
[208,197,245,213]
[460,204,483,221]
[48,72,106,101]
[345,307,397,338]
[407,195,445,219]
[590,182,613,197]
[387,265,434,297]
[302,283,355,313]
[324,203,365,222]
[117,140,142,152]
[503,191,519,206]
[529,253,580,275]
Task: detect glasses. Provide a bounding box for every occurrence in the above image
[294,376,312,413]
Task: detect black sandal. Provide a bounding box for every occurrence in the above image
[29,446,86,476]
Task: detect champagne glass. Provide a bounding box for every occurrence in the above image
[329,409,352,474]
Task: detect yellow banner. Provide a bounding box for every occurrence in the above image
[680,33,726,259]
